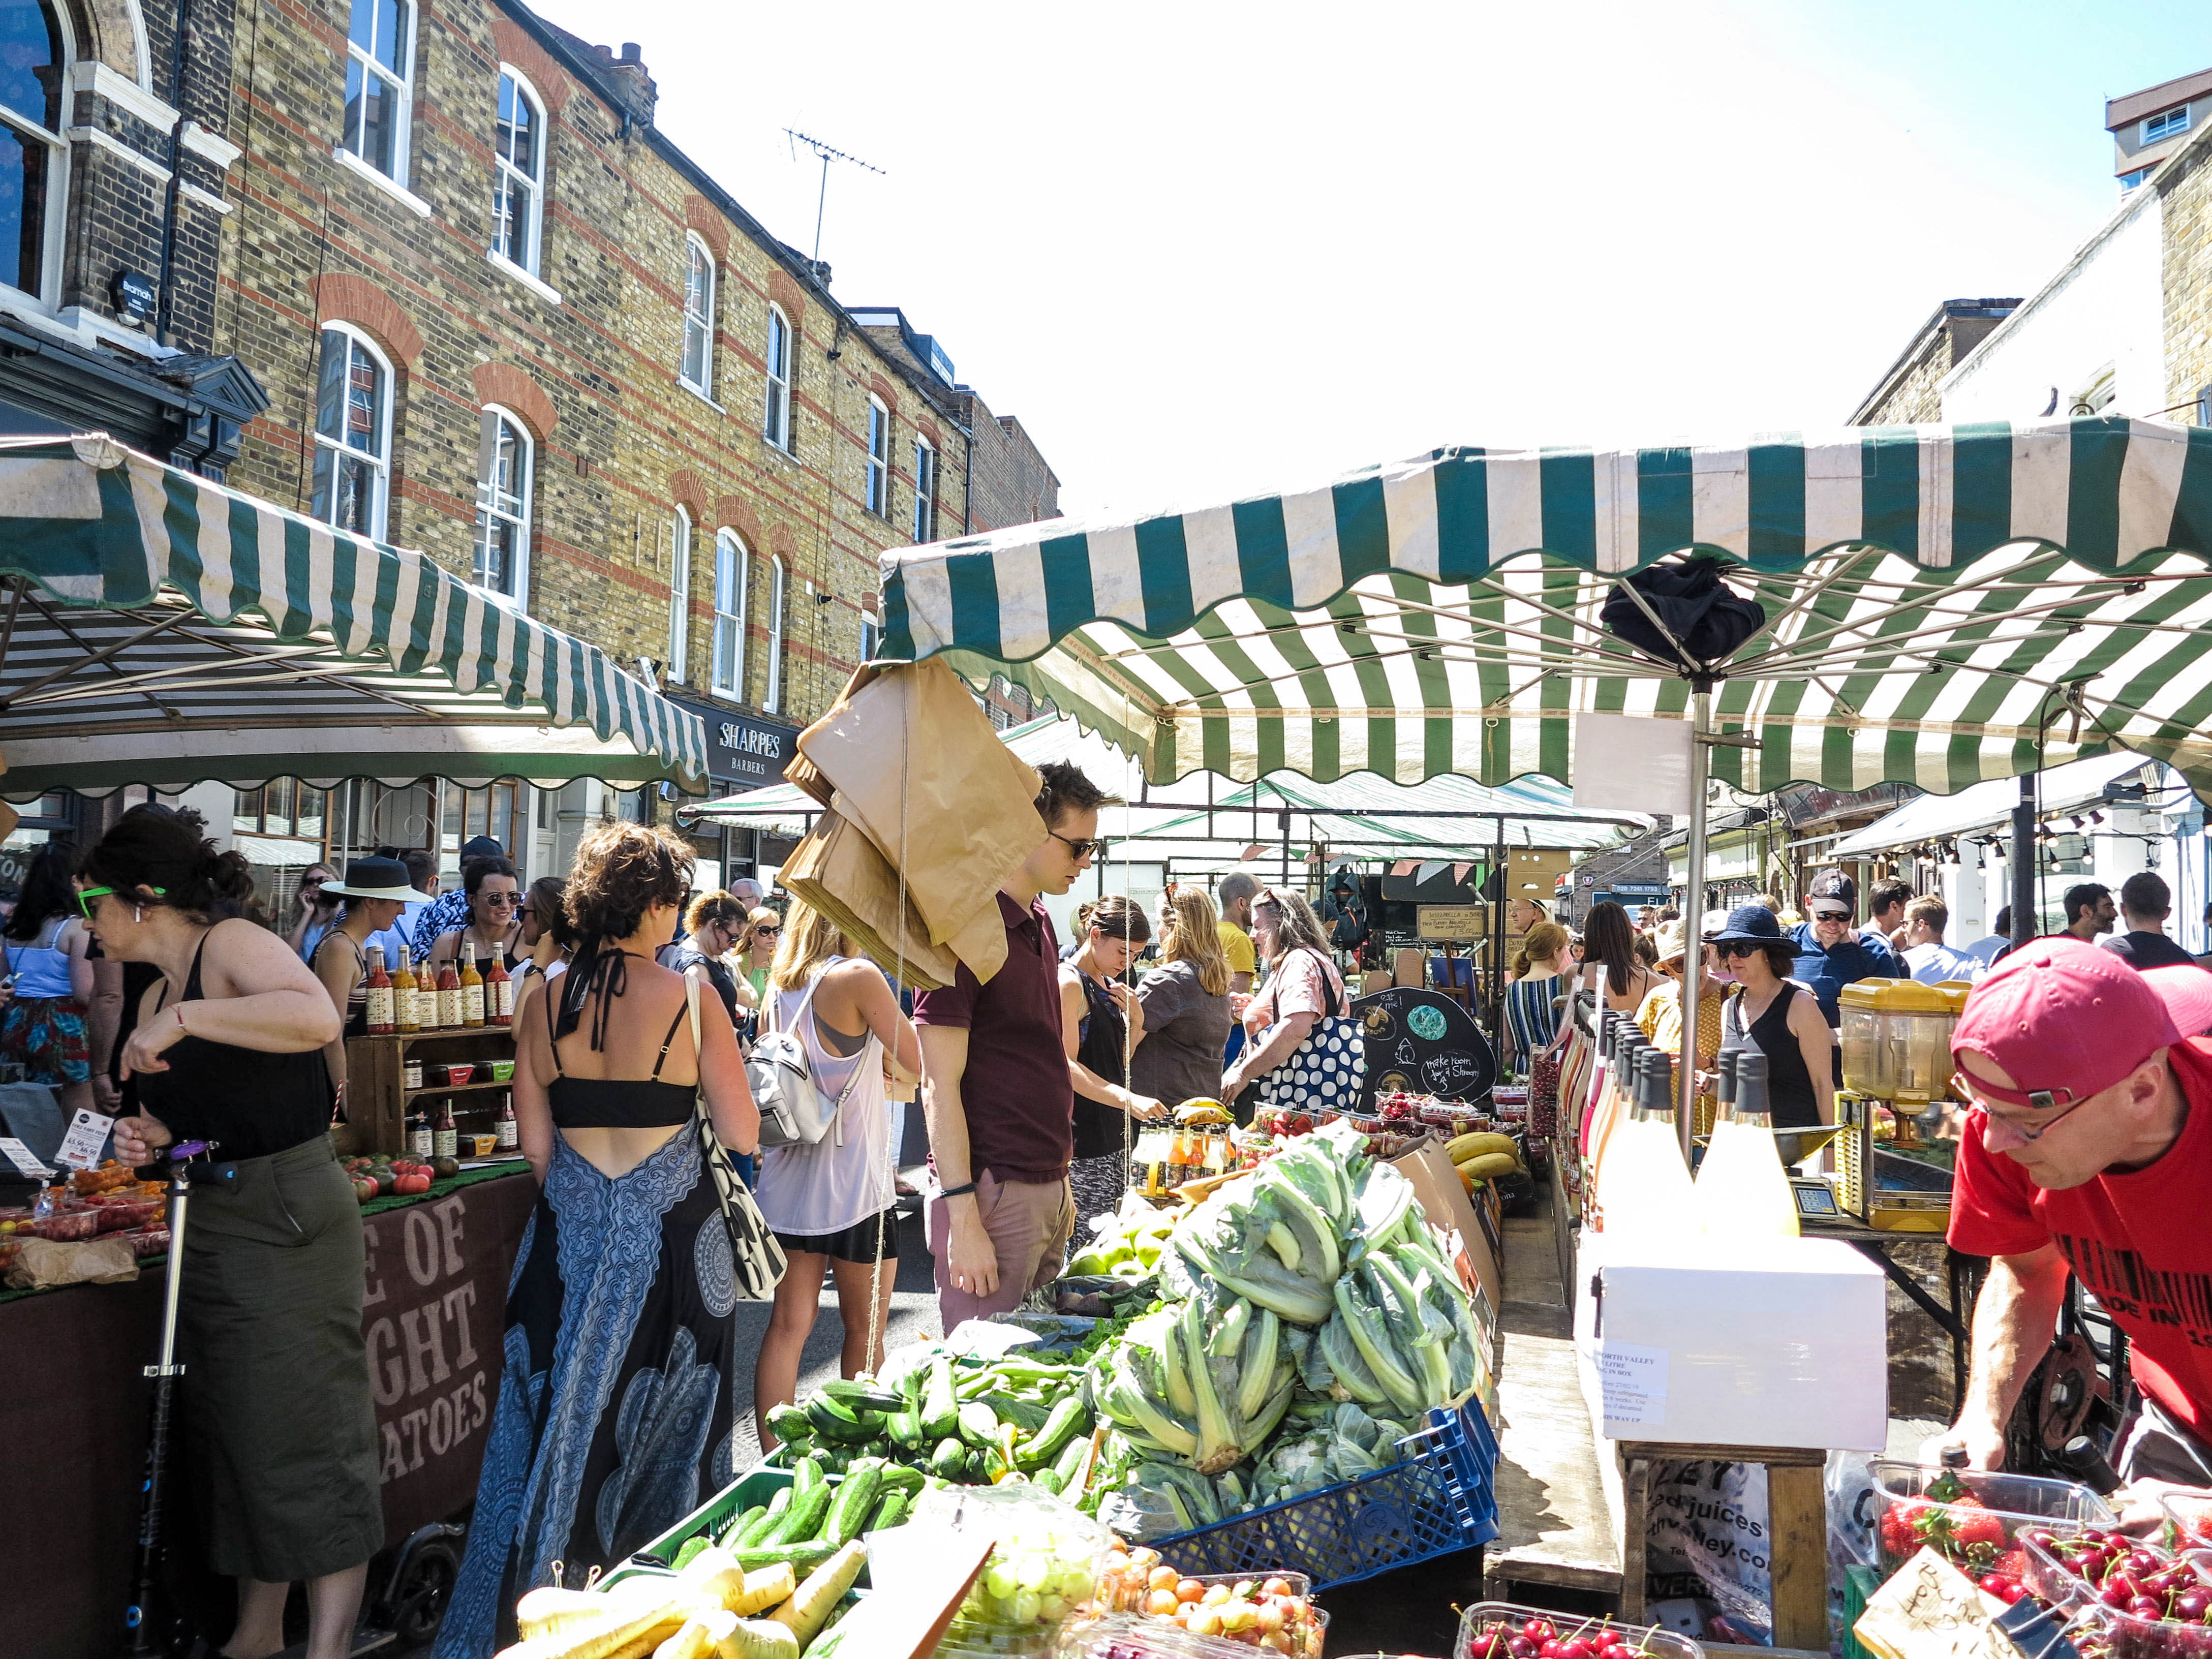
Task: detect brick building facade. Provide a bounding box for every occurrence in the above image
[1848,298,2019,426]
[191,0,1055,876]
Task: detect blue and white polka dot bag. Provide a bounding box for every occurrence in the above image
[1254,949,1368,1116]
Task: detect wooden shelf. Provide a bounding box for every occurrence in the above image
[405,1079,514,1098]
[358,1027,516,1045]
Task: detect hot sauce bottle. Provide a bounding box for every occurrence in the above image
[459,941,486,1029]
[363,945,395,1036]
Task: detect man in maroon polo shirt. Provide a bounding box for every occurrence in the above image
[1934,937,2212,1513]
[917,759,1112,1327]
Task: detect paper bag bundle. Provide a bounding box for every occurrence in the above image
[781,660,1045,987]
[6,1235,137,1288]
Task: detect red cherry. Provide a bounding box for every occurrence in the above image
[2179,1592,2212,1621]
[1558,1641,1596,1659]
[1508,1640,1538,1658]
[1522,1622,1556,1644]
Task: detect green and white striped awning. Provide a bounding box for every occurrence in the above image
[0,434,708,795]
[879,416,2212,798]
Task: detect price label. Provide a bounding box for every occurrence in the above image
[0,1135,53,1179]
[55,1108,114,1172]
[1591,1339,1670,1428]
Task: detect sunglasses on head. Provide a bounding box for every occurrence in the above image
[76,885,164,919]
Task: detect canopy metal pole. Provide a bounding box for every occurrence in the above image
[2011,775,2036,946]
[1490,817,1506,1040]
[1680,678,1712,1164]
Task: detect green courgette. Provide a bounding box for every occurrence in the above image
[735,1488,791,1548]
[922,1355,960,1442]
[981,1393,1049,1435]
[792,1454,825,1498]
[718,1502,768,1547]
[868,1487,912,1530]
[671,1534,711,1570]
[931,1435,968,1480]
[876,1462,925,1494]
[956,1400,1000,1449]
[726,1540,838,1575]
[826,1459,884,1546]
[886,1406,924,1449]
[1053,1429,1090,1490]
[821,1378,906,1414]
[767,1477,834,1546]
[766,1404,812,1443]
[1016,1395,1090,1471]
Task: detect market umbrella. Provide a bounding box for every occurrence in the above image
[875,414,2212,1130]
[0,434,708,794]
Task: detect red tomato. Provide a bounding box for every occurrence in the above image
[395,1172,433,1196]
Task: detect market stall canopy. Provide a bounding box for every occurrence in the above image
[0,434,708,795]
[1827,750,2171,858]
[878,416,2212,799]
[692,713,1648,861]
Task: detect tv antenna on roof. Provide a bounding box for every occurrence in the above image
[784,129,884,268]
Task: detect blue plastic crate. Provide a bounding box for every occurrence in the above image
[1152,1398,1498,1591]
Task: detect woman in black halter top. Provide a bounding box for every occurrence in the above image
[440,823,758,1657]
[87,806,383,1659]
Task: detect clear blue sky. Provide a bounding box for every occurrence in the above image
[546,0,2212,521]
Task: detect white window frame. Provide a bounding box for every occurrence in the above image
[311,323,394,539]
[859,610,879,664]
[0,0,68,310]
[341,0,415,186]
[866,396,889,516]
[669,506,692,683]
[680,234,714,397]
[911,436,936,542]
[472,406,532,605]
[764,304,792,449]
[491,68,545,276]
[711,529,748,699]
[2144,105,2191,144]
[764,555,787,713]
[2122,165,2157,192]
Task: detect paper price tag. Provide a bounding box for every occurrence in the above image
[55,1108,114,1172]
[1592,1339,1669,1427]
[0,1135,53,1179]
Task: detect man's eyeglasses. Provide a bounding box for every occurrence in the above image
[76,885,163,919]
[1954,1072,2095,1143]
[1050,831,1110,860]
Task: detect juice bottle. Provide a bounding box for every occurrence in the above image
[407,1109,432,1161]
[1587,1025,1642,1224]
[485,949,513,1026]
[1602,1051,1698,1242]
[459,941,486,1028]
[393,943,420,1035]
[363,945,395,1036]
[434,951,462,1029]
[1694,1051,1800,1238]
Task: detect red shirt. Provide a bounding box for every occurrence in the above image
[1950,1035,2212,1437]
[912,892,1073,1184]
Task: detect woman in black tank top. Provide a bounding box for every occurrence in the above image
[440,823,759,1657]
[84,805,383,1659]
[1710,907,1837,1131]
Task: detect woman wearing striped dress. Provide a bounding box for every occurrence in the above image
[1502,920,1572,1141]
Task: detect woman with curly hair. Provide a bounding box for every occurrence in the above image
[440,823,760,1658]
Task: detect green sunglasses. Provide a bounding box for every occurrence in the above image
[76,885,163,919]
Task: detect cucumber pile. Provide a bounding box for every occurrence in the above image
[766,1358,1098,1496]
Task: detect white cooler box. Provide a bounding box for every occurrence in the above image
[1572,1231,1889,1451]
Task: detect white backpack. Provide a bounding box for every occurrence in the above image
[747,968,871,1149]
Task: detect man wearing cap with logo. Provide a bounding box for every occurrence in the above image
[1934,937,2212,1505]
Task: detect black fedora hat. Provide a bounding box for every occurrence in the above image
[1706,903,1785,947]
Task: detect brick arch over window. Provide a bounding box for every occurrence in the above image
[470,363,557,440]
[72,0,150,87]
[868,374,898,412]
[488,19,571,111]
[916,416,943,449]
[314,273,424,370]
[682,196,729,264]
[668,468,709,523]
[767,270,808,332]
[769,525,797,562]
[714,496,760,547]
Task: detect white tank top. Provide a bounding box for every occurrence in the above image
[753,958,893,1237]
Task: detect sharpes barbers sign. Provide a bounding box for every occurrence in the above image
[673,696,801,791]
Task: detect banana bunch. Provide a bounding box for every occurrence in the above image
[1447,1130,1524,1188]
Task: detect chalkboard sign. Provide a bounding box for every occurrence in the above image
[1353,987,1496,1107]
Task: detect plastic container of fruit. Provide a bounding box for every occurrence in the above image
[32,1206,102,1240]
[2018,1530,2212,1659]
[1054,1613,1323,1658]
[1868,1459,2116,1578]
[1100,1568,1316,1648]
[1456,1602,1703,1659]
[883,1484,1115,1656]
[2164,1494,2212,1551]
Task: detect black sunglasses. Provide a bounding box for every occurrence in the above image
[1715,940,1766,959]
[1050,831,1110,859]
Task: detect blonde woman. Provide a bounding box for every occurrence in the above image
[729,906,782,1013]
[1131,886,1234,1110]
[753,901,921,1448]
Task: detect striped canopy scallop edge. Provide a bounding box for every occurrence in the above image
[879,417,2212,801]
[0,434,708,786]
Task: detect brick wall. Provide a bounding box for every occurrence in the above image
[2160,128,2212,417]
[210,0,1007,738]
[1850,304,2017,426]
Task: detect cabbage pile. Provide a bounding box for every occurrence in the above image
[1082,1121,1483,1539]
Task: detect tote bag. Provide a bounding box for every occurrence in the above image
[1253,948,1367,1117]
[686,969,786,1299]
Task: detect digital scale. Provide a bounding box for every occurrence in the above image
[1789,1176,1841,1219]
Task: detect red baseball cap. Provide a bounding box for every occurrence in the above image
[1952,936,2212,1109]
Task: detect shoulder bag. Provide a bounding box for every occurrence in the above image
[1253,947,1368,1117]
[685,968,786,1300]
[745,965,873,1149]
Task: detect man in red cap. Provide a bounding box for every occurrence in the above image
[1934,937,2212,1504]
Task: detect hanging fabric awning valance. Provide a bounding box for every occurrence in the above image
[878,416,2212,798]
[0,434,709,794]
